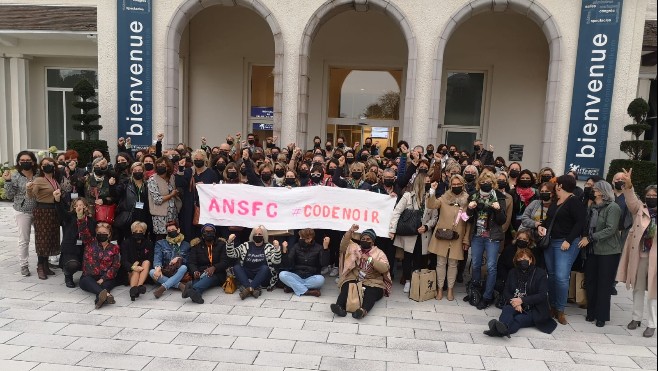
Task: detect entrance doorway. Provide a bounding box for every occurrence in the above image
[440,71,486,150]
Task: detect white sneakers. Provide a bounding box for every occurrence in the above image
[329,266,339,277]
[320,266,330,275]
[403,281,411,293]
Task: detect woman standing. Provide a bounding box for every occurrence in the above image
[519,182,556,268]
[538,175,586,325]
[389,173,438,294]
[115,162,152,241]
[147,157,180,240]
[3,151,37,277]
[426,175,471,301]
[84,157,116,217]
[578,180,622,327]
[616,169,656,337]
[26,157,65,280]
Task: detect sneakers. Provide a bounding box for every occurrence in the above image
[321,266,330,275]
[627,320,642,330]
[643,327,655,338]
[329,266,339,277]
[330,304,347,317]
[153,285,166,299]
[403,281,411,293]
[20,266,30,277]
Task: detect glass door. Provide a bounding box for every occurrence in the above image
[440,71,486,151]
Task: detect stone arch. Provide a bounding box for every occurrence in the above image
[298,0,417,142]
[431,0,562,167]
[165,0,283,145]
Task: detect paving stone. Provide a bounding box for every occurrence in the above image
[0,298,48,310]
[411,310,465,323]
[631,356,657,369]
[232,336,295,352]
[359,324,415,338]
[113,328,179,343]
[66,337,137,353]
[386,317,442,330]
[333,313,387,326]
[293,341,355,358]
[606,334,658,347]
[327,332,385,347]
[507,346,573,363]
[589,343,654,357]
[212,323,272,338]
[0,308,59,321]
[142,308,200,322]
[303,320,358,334]
[31,363,103,371]
[177,302,234,314]
[77,352,153,370]
[40,302,96,314]
[48,312,110,325]
[127,341,197,359]
[0,319,67,334]
[247,316,304,329]
[189,346,258,364]
[216,363,283,371]
[7,332,78,349]
[356,345,418,363]
[414,328,473,343]
[261,299,313,311]
[156,320,216,334]
[483,356,550,371]
[281,308,334,321]
[57,323,122,339]
[529,338,594,352]
[568,352,637,368]
[0,343,29,359]
[387,336,447,352]
[320,356,386,371]
[470,333,534,348]
[270,328,329,342]
[545,362,612,371]
[196,312,252,326]
[171,332,236,348]
[142,357,217,371]
[0,360,38,371]
[446,341,510,358]
[101,316,163,330]
[13,347,89,365]
[254,351,322,369]
[417,351,484,369]
[386,362,451,371]
[0,330,21,343]
[229,306,283,318]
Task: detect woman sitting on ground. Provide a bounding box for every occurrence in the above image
[331,225,392,319]
[121,221,153,301]
[485,248,556,338]
[184,224,232,304]
[227,225,282,299]
[149,221,190,298]
[279,228,330,297]
[78,220,121,309]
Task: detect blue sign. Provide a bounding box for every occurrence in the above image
[564,0,623,177]
[253,123,273,131]
[251,106,274,118]
[117,0,152,150]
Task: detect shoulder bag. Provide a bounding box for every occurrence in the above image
[94,183,116,225]
[538,197,569,250]
[435,204,461,240]
[346,281,364,313]
[396,195,423,236]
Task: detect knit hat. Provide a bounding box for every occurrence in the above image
[361,229,377,241]
[200,224,216,233]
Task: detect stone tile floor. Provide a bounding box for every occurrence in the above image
[0,202,655,371]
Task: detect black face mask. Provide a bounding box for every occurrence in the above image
[132,172,144,180]
[285,178,297,186]
[144,163,155,171]
[299,170,309,178]
[96,233,109,243]
[425,184,431,192]
[346,158,355,165]
[226,140,234,146]
[261,173,272,182]
[418,168,428,174]
[646,197,657,209]
[252,235,264,244]
[540,175,552,183]
[193,160,205,168]
[497,181,508,190]
[518,179,532,188]
[440,150,448,156]
[384,179,395,187]
[540,192,552,202]
[94,167,107,176]
[42,164,55,174]
[360,155,369,162]
[516,240,529,249]
[171,156,181,163]
[227,171,238,179]
[351,172,362,179]
[133,232,145,241]
[385,152,395,160]
[473,145,481,152]
[360,240,372,251]
[310,174,323,183]
[326,145,333,151]
[337,143,345,148]
[614,181,625,191]
[203,232,215,242]
[240,169,247,176]
[364,143,372,148]
[326,168,335,176]
[156,167,167,175]
[167,231,179,239]
[583,186,592,198]
[19,162,33,171]
[314,142,321,148]
[517,260,531,271]
[480,183,493,193]
[426,151,434,157]
[266,143,275,149]
[451,186,463,195]
[178,165,185,173]
[115,163,128,172]
[464,174,475,183]
[274,169,285,177]
[216,163,227,173]
[248,139,255,145]
[588,191,597,201]
[509,170,520,179]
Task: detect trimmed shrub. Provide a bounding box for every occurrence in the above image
[67,139,108,168]
[607,159,657,192]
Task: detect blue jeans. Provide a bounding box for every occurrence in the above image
[278,271,325,296]
[471,236,499,300]
[234,263,271,289]
[192,274,223,294]
[543,237,581,311]
[149,265,188,289]
[499,305,535,335]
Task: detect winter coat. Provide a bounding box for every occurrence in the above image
[503,267,557,334]
[467,190,507,241]
[585,201,622,256]
[426,190,471,260]
[55,200,96,262]
[389,192,438,254]
[283,242,330,279]
[616,188,657,300]
[188,238,233,285]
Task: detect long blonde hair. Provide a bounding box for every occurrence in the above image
[412,173,429,204]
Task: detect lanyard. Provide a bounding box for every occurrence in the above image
[135,182,142,203]
[207,243,213,265]
[45,176,59,190]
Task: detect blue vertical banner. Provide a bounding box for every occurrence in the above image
[117,0,152,150]
[564,0,623,177]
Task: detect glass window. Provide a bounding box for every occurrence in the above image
[250,65,274,119]
[47,69,98,89]
[444,72,484,127]
[328,69,401,120]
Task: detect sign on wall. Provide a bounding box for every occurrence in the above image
[117,0,152,150]
[564,0,623,177]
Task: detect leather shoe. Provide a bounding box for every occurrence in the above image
[586,315,595,322]
[627,320,641,330]
[476,298,492,310]
[556,311,568,325]
[643,327,655,338]
[595,320,605,327]
[304,289,321,297]
[64,275,76,288]
[37,264,47,280]
[330,304,347,317]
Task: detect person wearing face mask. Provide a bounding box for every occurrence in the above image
[61,151,86,205]
[578,180,622,328]
[150,221,191,298]
[84,157,117,218]
[426,175,471,301]
[537,175,586,325]
[469,139,494,165]
[616,169,657,338]
[278,229,330,297]
[465,171,507,310]
[272,162,287,186]
[305,165,326,187]
[55,193,95,288]
[227,226,282,299]
[183,224,232,304]
[281,170,300,188]
[612,172,634,248]
[120,221,153,301]
[3,151,38,277]
[369,168,402,279]
[518,182,555,269]
[335,136,352,152]
[389,173,439,293]
[537,167,556,187]
[462,165,479,196]
[182,150,220,240]
[78,221,121,309]
[332,158,371,190]
[27,157,71,280]
[222,163,241,185]
[493,157,507,173]
[147,158,180,240]
[114,153,133,184]
[511,170,539,233]
[507,162,522,190]
[212,156,229,182]
[141,154,157,180]
[581,176,603,206]
[331,226,391,319]
[566,170,584,200]
[496,230,535,294]
[114,162,152,246]
[484,249,557,338]
[496,172,514,244]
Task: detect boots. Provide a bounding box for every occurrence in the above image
[36,263,47,280]
[447,288,455,301]
[556,310,568,325]
[64,274,75,288]
[45,264,56,276]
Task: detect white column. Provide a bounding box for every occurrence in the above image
[0,58,9,164]
[9,56,29,156]
[280,39,300,148]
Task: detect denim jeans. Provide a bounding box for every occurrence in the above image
[191,274,223,294]
[543,237,581,311]
[499,305,535,334]
[234,263,271,289]
[471,236,500,300]
[278,271,325,296]
[149,265,188,289]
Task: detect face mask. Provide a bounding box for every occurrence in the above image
[227,171,238,179]
[473,145,481,152]
[517,260,530,271]
[360,155,369,162]
[518,179,532,188]
[96,233,109,243]
[646,197,657,209]
[337,143,345,148]
[418,168,428,174]
[299,170,309,178]
[133,232,145,241]
[425,184,431,192]
[540,175,552,183]
[132,172,144,180]
[614,181,624,191]
[19,162,33,171]
[326,168,335,176]
[57,161,66,167]
[42,164,55,174]
[240,168,247,176]
[310,174,323,183]
[248,139,255,145]
[178,165,185,173]
[509,170,520,179]
[346,158,355,165]
[440,150,448,156]
[426,150,434,157]
[360,240,372,251]
[540,192,552,201]
[203,232,215,242]
[497,181,508,190]
[384,179,395,187]
[583,186,592,198]
[285,178,296,186]
[94,167,106,176]
[156,167,167,175]
[167,230,179,239]
[216,163,227,172]
[464,174,475,183]
[364,143,372,148]
[385,152,395,160]
[193,160,205,168]
[516,240,529,249]
[480,183,493,193]
[351,172,362,179]
[266,143,275,149]
[115,163,128,172]
[314,142,321,148]
[252,235,264,244]
[171,156,181,163]
[226,140,234,146]
[144,163,154,171]
[451,186,463,195]
[588,191,597,201]
[274,169,285,178]
[261,173,272,182]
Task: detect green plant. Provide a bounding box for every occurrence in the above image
[607,159,657,192]
[71,78,102,138]
[620,98,653,160]
[67,139,108,168]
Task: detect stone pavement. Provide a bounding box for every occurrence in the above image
[0,202,655,371]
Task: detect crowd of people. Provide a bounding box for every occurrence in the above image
[2,133,656,338]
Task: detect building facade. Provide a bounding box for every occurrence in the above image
[1,0,656,175]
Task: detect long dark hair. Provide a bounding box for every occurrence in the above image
[15,150,38,173]
[38,157,62,182]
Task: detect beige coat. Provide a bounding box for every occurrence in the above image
[616,188,657,300]
[389,192,438,254]
[147,174,179,217]
[426,191,472,260]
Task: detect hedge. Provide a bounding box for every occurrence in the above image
[67,139,108,168]
[607,159,657,194]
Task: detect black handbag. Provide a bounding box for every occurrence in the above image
[538,197,569,250]
[396,208,423,236]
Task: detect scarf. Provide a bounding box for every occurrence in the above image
[342,243,392,296]
[166,233,185,249]
[347,178,365,189]
[472,191,498,238]
[516,186,535,207]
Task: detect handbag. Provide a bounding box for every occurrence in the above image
[434,205,462,240]
[538,197,569,250]
[223,275,237,294]
[161,260,182,277]
[95,204,116,224]
[346,281,364,313]
[396,195,423,236]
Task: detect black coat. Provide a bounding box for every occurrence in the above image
[467,190,507,241]
[55,200,95,262]
[503,267,557,334]
[283,242,330,279]
[114,180,151,231]
[188,238,233,284]
[120,236,154,272]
